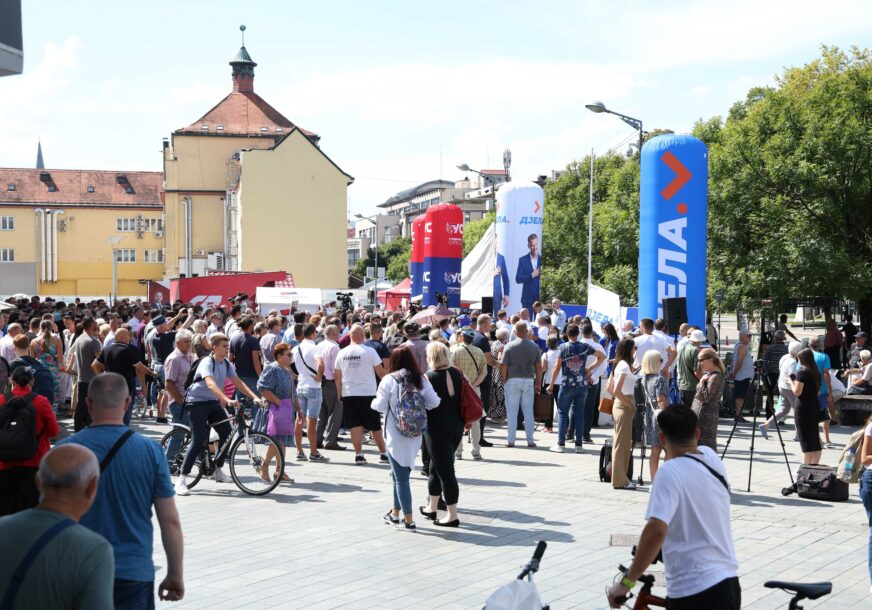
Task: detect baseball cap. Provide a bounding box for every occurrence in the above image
[462,329,476,339]
[857,331,868,339]
[152,315,167,327]
[404,322,421,336]
[739,329,752,337]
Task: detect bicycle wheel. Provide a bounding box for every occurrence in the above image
[160,428,203,490]
[228,431,284,495]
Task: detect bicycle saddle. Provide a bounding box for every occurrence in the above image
[764,581,832,600]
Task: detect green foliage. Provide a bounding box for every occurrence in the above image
[463,210,495,257]
[353,236,412,283]
[698,45,872,315]
[541,153,640,305]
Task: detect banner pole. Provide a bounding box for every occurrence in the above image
[588,149,595,289]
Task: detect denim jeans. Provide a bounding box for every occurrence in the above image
[387,452,412,515]
[166,401,191,466]
[558,385,588,445]
[124,388,136,426]
[860,468,872,583]
[504,378,535,444]
[181,400,232,475]
[297,386,323,419]
[236,375,261,421]
[113,579,154,610]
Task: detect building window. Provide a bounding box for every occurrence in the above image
[118,217,163,233]
[87,185,95,193]
[144,249,164,263]
[117,218,135,232]
[0,216,13,230]
[115,249,136,263]
[0,248,14,262]
[143,218,164,232]
[6,184,15,191]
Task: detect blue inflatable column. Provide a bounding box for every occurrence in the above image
[638,134,708,328]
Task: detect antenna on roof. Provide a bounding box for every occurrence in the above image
[240,24,246,46]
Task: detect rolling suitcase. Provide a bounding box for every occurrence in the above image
[599,438,633,483]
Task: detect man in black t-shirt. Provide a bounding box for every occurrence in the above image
[473,314,496,447]
[230,316,263,416]
[93,328,152,424]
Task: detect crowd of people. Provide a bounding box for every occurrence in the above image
[1,292,871,608]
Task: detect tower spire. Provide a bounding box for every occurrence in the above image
[36,139,44,169]
[229,24,257,93]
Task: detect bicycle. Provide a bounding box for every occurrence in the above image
[611,553,831,609]
[161,403,285,496]
[483,541,550,610]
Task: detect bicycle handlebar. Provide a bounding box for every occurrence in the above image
[517,541,547,580]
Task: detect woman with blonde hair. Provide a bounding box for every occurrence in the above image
[691,348,726,450]
[641,349,668,480]
[420,341,465,527]
[30,319,64,410]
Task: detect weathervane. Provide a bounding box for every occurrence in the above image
[240,24,246,46]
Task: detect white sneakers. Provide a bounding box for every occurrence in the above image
[174,476,190,496]
[214,467,229,483]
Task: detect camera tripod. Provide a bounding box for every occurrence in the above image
[721,364,795,492]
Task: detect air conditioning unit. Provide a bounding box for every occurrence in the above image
[154,231,163,238]
[195,249,206,256]
[207,252,225,270]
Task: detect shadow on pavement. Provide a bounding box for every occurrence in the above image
[460,508,569,527]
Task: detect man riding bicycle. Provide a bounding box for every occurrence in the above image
[175,333,266,496]
[607,405,740,609]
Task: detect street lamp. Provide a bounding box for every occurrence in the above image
[106,235,123,305]
[585,100,645,156]
[354,213,381,301]
[456,163,498,208]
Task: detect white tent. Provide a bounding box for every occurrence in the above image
[461,222,494,304]
[256,287,323,313]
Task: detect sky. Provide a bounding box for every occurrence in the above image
[1,0,870,216]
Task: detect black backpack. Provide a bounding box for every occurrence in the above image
[0,392,39,462]
[598,438,634,483]
[182,355,228,393]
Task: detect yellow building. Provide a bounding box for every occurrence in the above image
[0,168,165,298]
[163,39,353,288]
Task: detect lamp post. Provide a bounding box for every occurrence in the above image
[354,213,381,303]
[585,100,645,157]
[106,235,123,305]
[457,163,499,212]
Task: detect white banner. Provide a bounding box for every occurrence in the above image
[587,283,622,337]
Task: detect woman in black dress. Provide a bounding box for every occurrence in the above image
[420,341,465,527]
[790,348,823,465]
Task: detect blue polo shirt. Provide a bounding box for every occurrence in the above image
[813,351,831,396]
[58,425,174,582]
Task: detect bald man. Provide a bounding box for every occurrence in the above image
[59,373,184,606]
[0,444,115,609]
[92,328,152,425]
[334,324,388,464]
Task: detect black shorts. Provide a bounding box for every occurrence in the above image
[342,396,381,431]
[667,576,741,609]
[733,379,751,401]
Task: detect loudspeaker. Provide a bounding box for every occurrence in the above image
[662,297,688,334]
[481,296,494,315]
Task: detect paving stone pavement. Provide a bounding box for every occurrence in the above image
[128,413,870,610]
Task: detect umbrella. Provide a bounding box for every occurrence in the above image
[411,304,453,326]
[0,301,16,312]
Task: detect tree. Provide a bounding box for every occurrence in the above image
[463,210,494,257]
[696,46,872,329]
[353,236,412,283]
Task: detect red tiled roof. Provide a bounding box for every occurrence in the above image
[0,168,162,207]
[176,91,318,139]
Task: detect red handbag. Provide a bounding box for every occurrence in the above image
[454,367,483,425]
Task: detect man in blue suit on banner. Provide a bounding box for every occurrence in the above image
[494,239,510,313]
[515,233,541,314]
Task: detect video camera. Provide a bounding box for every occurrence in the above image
[335,291,354,312]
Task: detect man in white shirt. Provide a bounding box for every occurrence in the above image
[607,406,740,609]
[292,324,328,462]
[0,323,21,363]
[206,312,224,339]
[653,318,679,377]
[495,310,512,333]
[549,299,567,332]
[633,318,675,378]
[333,324,387,465]
[316,325,344,450]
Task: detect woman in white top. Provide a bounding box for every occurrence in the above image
[541,336,562,432]
[760,341,802,439]
[609,337,637,490]
[371,345,440,531]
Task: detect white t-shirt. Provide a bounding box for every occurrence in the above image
[293,339,321,391]
[645,446,738,598]
[370,370,441,467]
[613,360,636,397]
[633,333,670,378]
[334,343,383,397]
[542,350,562,385]
[582,338,608,379]
[778,354,797,390]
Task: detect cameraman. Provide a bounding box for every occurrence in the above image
[607,406,740,609]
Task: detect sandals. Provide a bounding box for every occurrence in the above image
[273,472,293,483]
